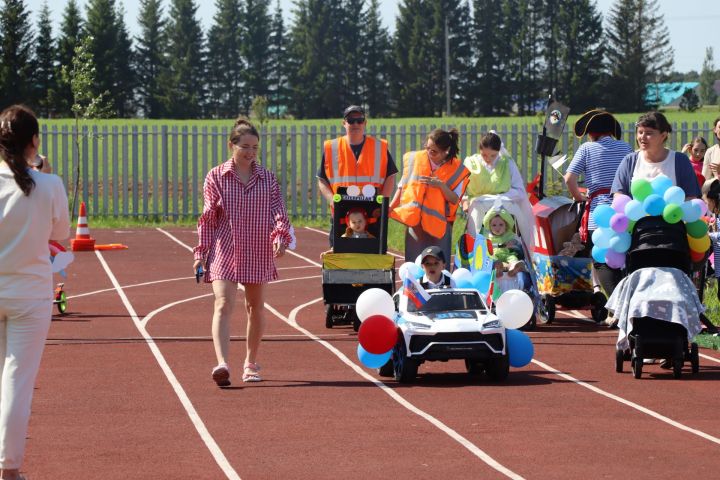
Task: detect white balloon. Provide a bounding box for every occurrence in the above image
[496,289,534,329]
[361,185,376,198]
[398,262,415,280]
[356,288,395,322]
[451,267,472,283]
[346,185,360,197]
[415,254,423,266]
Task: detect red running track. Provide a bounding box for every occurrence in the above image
[23,227,720,479]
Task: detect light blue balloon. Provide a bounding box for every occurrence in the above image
[506,329,534,368]
[591,227,613,249]
[471,271,491,294]
[681,201,702,223]
[643,194,666,216]
[663,185,685,206]
[651,175,673,196]
[357,344,392,368]
[591,246,608,263]
[592,204,615,229]
[609,232,631,253]
[456,278,474,289]
[624,199,646,221]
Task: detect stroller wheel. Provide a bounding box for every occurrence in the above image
[325,305,334,329]
[690,343,700,374]
[543,297,556,324]
[615,349,624,373]
[350,309,361,332]
[673,359,683,379]
[632,356,643,379]
[591,306,608,324]
[56,290,67,315]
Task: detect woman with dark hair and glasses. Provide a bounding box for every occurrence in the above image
[193,117,293,387]
[0,105,70,480]
[390,128,470,263]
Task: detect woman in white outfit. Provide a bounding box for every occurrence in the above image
[0,105,70,480]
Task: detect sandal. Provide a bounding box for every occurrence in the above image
[212,363,231,387]
[243,362,262,382]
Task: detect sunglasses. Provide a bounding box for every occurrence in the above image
[346,117,365,125]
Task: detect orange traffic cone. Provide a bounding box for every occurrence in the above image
[71,202,96,251]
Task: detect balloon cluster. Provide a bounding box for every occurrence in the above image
[355,288,398,368]
[591,175,711,268]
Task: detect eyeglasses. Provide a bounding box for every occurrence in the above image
[346,117,365,125]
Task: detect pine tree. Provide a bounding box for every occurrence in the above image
[34,1,57,117]
[241,0,273,112]
[359,0,392,117]
[699,47,717,106]
[266,0,288,118]
[162,0,206,118]
[135,0,167,118]
[0,0,34,108]
[205,0,242,118]
[113,5,135,117]
[470,0,509,115]
[56,0,84,116]
[84,0,120,115]
[605,0,674,112]
[503,0,544,115]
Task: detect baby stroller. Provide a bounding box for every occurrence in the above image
[532,196,605,323]
[611,216,702,379]
[322,188,395,331]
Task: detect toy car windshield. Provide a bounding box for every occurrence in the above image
[407,290,487,313]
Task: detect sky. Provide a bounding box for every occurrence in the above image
[23,0,720,73]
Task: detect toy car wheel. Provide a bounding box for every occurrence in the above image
[690,343,699,374]
[377,359,394,377]
[464,359,484,376]
[615,349,624,373]
[591,306,608,323]
[56,290,67,315]
[632,356,642,379]
[393,338,418,383]
[349,309,361,332]
[543,296,555,324]
[672,359,683,379]
[325,305,334,329]
[485,355,509,382]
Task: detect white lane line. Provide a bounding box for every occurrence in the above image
[68,276,194,299]
[531,358,720,446]
[95,251,241,479]
[263,298,525,480]
[699,353,720,363]
[303,226,405,259]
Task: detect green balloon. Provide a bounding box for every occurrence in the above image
[630,178,653,201]
[627,220,636,233]
[686,219,709,238]
[662,204,683,224]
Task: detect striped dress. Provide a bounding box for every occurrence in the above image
[193,159,292,284]
[566,136,633,230]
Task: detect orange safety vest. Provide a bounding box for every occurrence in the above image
[323,136,389,193]
[391,150,470,238]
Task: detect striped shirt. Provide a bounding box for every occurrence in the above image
[193,159,292,284]
[566,136,633,230]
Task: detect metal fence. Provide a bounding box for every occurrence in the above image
[40,121,717,219]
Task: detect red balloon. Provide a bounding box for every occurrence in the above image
[358,315,398,354]
[690,249,706,263]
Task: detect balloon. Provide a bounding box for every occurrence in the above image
[662,204,683,224]
[605,249,626,269]
[610,213,629,233]
[627,220,637,233]
[358,315,398,354]
[356,288,395,322]
[611,194,631,213]
[643,194,665,216]
[681,201,702,223]
[687,234,710,253]
[357,344,392,369]
[471,270,491,294]
[496,289,534,329]
[591,246,608,263]
[451,267,473,284]
[592,227,613,249]
[624,199,646,221]
[346,185,361,197]
[630,178,653,201]
[456,278,474,289]
[691,198,708,216]
[506,329,534,368]
[592,204,615,229]
[686,220,709,239]
[690,249,706,263]
[663,186,685,206]
[609,232,631,253]
[650,175,673,196]
[361,185,376,198]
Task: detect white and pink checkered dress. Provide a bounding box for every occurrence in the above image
[193,159,292,284]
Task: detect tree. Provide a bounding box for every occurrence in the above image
[470,0,510,115]
[205,0,242,117]
[0,0,34,109]
[241,0,273,112]
[604,0,674,112]
[699,47,717,106]
[359,0,392,117]
[679,88,700,112]
[503,0,544,115]
[34,1,57,117]
[55,0,84,116]
[84,0,120,113]
[266,0,288,118]
[113,4,136,116]
[135,0,167,118]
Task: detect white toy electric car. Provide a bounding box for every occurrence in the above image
[381,288,509,383]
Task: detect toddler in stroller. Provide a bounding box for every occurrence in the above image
[607,216,703,379]
[483,207,532,291]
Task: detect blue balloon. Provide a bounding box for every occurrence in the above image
[591,246,608,263]
[681,201,702,223]
[456,278,474,289]
[624,199,646,221]
[663,185,685,206]
[609,232,631,253]
[357,344,392,368]
[471,270,491,294]
[506,329,534,368]
[643,194,666,216]
[592,204,615,229]
[651,175,673,196]
[591,227,613,249]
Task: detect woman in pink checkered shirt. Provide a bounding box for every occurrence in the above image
[193,118,292,387]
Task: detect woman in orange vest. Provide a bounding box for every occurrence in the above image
[390,128,470,263]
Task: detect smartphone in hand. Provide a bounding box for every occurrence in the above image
[195,266,204,283]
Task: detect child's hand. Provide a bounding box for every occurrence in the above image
[273,241,286,258]
[495,263,504,278]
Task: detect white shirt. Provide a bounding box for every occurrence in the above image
[633,150,676,184]
[0,164,70,299]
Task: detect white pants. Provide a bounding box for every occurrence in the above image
[0,298,52,469]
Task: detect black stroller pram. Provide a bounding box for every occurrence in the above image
[613,216,702,379]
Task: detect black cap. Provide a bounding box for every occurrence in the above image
[702,178,720,200]
[574,109,622,140]
[420,246,445,263]
[343,105,365,118]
